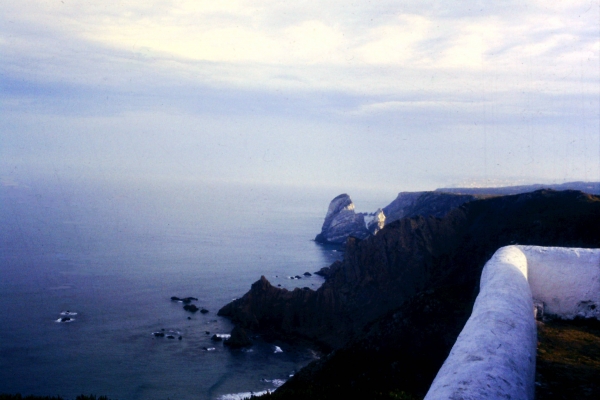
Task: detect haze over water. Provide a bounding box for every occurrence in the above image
[0,175,388,400]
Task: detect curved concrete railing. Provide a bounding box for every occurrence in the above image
[425,245,600,400]
[523,246,600,320]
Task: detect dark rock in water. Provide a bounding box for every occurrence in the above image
[187,317,191,320]
[183,304,199,313]
[153,332,165,337]
[303,272,312,277]
[60,317,71,322]
[295,275,302,279]
[166,335,175,339]
[211,334,222,342]
[205,331,210,335]
[224,326,252,348]
[315,194,370,244]
[314,261,341,279]
[178,336,182,340]
[171,296,198,303]
[200,308,209,314]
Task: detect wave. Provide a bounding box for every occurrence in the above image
[218,390,270,400]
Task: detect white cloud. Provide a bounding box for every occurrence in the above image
[355,14,431,65]
[3,1,597,94]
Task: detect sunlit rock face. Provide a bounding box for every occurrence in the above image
[314,194,369,244]
[366,208,386,235]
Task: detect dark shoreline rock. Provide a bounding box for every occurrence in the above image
[224,326,252,348]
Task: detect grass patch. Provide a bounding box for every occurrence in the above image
[536,318,600,399]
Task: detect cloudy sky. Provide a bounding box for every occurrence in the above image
[1,0,599,192]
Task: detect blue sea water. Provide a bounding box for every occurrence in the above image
[0,176,386,400]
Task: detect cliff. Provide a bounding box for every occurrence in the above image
[314,181,600,246]
[219,190,600,399]
[314,191,482,246]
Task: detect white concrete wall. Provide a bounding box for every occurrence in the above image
[424,246,536,400]
[425,245,600,400]
[520,246,600,320]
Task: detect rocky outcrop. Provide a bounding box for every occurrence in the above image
[314,194,369,244]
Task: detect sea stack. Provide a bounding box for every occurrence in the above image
[314,194,369,244]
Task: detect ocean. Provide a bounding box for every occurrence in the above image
[0,175,385,400]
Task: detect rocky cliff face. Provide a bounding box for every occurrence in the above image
[314,194,369,244]
[314,182,600,247]
[220,190,600,399]
[314,191,484,246]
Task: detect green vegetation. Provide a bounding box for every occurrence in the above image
[536,319,600,399]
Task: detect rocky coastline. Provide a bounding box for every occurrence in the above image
[314,182,600,246]
[219,188,600,399]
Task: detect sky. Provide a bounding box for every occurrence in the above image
[1,0,599,193]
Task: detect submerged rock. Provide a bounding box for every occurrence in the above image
[183,304,199,312]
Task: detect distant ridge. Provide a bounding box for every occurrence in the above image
[436,181,600,196]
